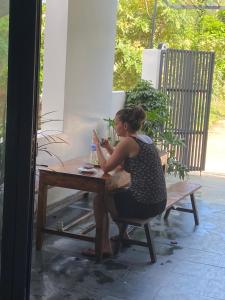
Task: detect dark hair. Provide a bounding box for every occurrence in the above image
[116,106,146,131]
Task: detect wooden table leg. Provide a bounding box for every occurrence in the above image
[36,177,48,250]
[95,190,106,262]
[95,228,103,262]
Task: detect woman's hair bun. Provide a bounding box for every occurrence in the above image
[132,106,146,122]
[116,106,146,131]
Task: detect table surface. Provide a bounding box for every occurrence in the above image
[41,150,167,181]
[39,156,133,191]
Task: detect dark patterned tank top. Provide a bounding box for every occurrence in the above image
[124,136,167,205]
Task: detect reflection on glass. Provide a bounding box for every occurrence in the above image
[0,2,9,270]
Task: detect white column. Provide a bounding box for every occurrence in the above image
[40,0,118,161]
[41,0,68,132]
[63,0,118,158]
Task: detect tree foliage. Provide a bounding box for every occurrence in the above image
[113,0,225,123]
[0,15,8,133]
[0,15,8,184]
[125,79,188,179]
[0,15,8,91]
[39,3,46,96]
[126,79,168,137]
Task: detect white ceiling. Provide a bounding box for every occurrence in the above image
[0,0,9,18]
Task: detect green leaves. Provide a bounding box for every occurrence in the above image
[0,15,9,90]
[0,15,9,184]
[113,0,225,124]
[125,80,168,131]
[103,118,115,129]
[167,155,189,180]
[103,118,118,146]
[39,3,46,95]
[125,79,188,179]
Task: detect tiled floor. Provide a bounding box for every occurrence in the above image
[30,173,225,300]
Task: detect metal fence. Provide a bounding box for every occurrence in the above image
[158,48,215,171]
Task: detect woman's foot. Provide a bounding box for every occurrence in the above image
[111,229,130,240]
[110,232,131,248]
[81,248,112,258]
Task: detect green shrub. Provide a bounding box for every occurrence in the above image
[125,79,188,180]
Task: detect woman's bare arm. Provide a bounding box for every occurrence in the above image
[96,139,129,173]
[93,130,139,173]
[100,138,114,155]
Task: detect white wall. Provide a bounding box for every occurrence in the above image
[111,91,126,118]
[62,0,118,159]
[37,0,120,205]
[41,0,68,132]
[142,49,161,89]
[65,0,118,119]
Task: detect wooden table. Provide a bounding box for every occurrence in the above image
[36,152,167,261]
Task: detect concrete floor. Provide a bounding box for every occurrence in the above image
[30,172,225,300]
[205,120,225,175]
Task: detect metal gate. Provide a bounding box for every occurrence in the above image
[158,48,215,171]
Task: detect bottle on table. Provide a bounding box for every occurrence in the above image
[57,219,64,231]
[90,143,98,165]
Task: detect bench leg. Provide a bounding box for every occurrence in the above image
[164,207,173,220]
[144,223,156,263]
[190,193,199,225]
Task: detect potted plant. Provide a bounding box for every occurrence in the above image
[37,111,68,167]
[125,79,188,179]
[103,117,119,146]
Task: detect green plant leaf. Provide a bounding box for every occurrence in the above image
[125,79,188,179]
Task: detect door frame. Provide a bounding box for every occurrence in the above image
[0,0,41,299]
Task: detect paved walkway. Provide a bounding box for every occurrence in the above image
[31,172,225,300]
[205,120,225,175]
[30,121,225,299]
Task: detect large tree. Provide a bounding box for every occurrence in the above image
[113,0,225,123]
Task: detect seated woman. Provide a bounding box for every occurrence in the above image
[83,106,167,257]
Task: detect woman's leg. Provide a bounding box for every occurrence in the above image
[106,193,129,240]
[105,193,118,219]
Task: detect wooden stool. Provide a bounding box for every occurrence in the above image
[113,181,201,263]
[113,216,156,263]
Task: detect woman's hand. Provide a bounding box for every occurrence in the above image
[93,130,111,150]
[92,130,100,146]
[100,138,114,155]
[100,138,110,149]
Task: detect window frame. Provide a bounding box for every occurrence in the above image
[0,0,41,298]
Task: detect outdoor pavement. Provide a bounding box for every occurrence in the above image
[205,120,225,175]
[30,121,225,300]
[30,172,225,300]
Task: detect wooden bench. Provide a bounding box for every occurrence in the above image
[113,181,201,263]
